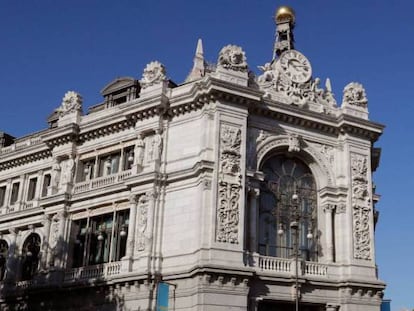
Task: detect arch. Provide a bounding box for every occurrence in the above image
[257,154,318,260]
[21,233,41,280]
[256,135,335,189]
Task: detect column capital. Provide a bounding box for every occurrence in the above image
[247,186,260,197]
[323,204,336,213]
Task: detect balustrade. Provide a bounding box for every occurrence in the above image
[254,254,330,278]
[64,262,122,282]
[73,170,132,194]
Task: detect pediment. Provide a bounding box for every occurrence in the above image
[100,77,138,96]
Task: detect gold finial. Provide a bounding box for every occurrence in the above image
[275,6,295,24]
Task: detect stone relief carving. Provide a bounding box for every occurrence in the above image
[257,60,337,110]
[216,125,242,244]
[139,61,166,89]
[288,133,300,152]
[56,91,83,116]
[217,45,248,72]
[342,82,368,108]
[136,194,149,251]
[351,153,371,260]
[307,141,335,164]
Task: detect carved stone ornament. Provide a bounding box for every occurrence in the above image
[342,82,368,109]
[216,124,242,244]
[136,194,149,251]
[56,91,82,116]
[288,133,300,152]
[257,57,337,110]
[139,61,166,89]
[351,153,371,260]
[217,45,248,72]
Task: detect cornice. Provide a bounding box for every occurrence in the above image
[0,149,51,171]
[41,123,79,148]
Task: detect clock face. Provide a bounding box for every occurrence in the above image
[278,50,312,83]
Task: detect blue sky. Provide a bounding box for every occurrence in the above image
[0,1,412,310]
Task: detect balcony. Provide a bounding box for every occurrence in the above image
[64,262,122,283]
[73,170,132,194]
[253,254,330,277]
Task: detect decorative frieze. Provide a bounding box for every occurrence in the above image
[350,153,371,260]
[216,124,242,244]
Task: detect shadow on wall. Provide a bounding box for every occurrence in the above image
[0,236,127,311]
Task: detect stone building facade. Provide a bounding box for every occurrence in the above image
[0,7,385,311]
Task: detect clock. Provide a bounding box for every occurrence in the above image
[278,50,312,83]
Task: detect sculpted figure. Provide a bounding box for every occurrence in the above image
[152,130,162,161]
[51,159,61,189]
[139,61,166,89]
[257,62,274,83]
[218,45,248,72]
[56,91,82,116]
[60,156,75,184]
[134,134,145,166]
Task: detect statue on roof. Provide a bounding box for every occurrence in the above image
[56,91,83,117]
[140,61,167,89]
[342,82,368,109]
[217,45,248,72]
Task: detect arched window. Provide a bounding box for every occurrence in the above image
[258,155,317,261]
[21,233,41,280]
[0,240,8,280]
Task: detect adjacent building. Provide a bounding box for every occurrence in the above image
[0,6,385,311]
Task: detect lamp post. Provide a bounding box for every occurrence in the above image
[276,190,315,311]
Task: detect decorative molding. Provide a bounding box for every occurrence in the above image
[350,153,371,260]
[216,124,242,244]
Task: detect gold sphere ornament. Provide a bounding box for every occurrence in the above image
[275,6,295,24]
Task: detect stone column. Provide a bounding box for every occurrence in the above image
[324,204,336,263]
[146,190,157,255]
[125,194,138,258]
[248,188,260,253]
[6,228,18,283]
[41,214,52,271]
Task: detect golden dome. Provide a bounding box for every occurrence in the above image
[275,6,295,24]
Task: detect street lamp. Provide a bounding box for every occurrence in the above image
[275,190,316,311]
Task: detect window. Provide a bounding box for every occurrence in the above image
[78,159,95,182]
[258,155,317,261]
[10,182,20,205]
[0,240,8,280]
[98,152,121,177]
[72,209,129,268]
[27,178,37,201]
[0,186,6,207]
[21,233,41,280]
[41,174,51,197]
